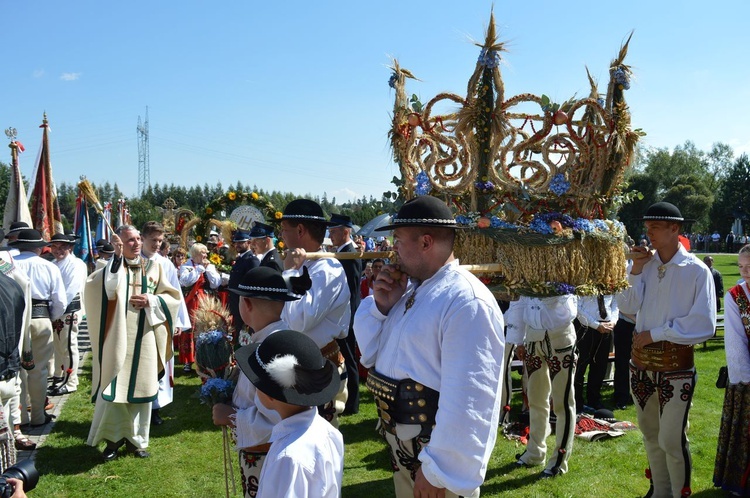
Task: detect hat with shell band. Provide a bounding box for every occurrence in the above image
[8,229,51,250]
[281,199,333,225]
[228,266,311,302]
[235,329,339,406]
[375,195,460,231]
[4,222,29,239]
[639,202,684,222]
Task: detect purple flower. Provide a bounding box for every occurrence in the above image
[552,282,576,295]
[415,171,432,196]
[529,217,553,234]
[474,180,495,193]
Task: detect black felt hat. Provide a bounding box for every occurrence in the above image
[329,213,353,229]
[4,222,29,239]
[228,266,311,301]
[95,238,107,249]
[99,243,115,255]
[248,222,275,239]
[639,202,684,222]
[50,233,75,244]
[232,230,251,242]
[8,229,51,250]
[235,329,339,407]
[281,199,332,225]
[375,196,459,231]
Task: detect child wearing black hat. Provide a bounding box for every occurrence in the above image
[236,329,343,498]
[213,266,312,498]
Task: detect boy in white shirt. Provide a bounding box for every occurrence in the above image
[235,329,343,498]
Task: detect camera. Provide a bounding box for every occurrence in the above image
[0,459,38,497]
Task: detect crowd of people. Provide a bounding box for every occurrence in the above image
[0,196,748,497]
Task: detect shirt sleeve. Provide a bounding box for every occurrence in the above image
[233,382,281,448]
[260,454,313,498]
[49,267,69,320]
[504,299,526,345]
[419,295,505,496]
[576,297,599,329]
[352,296,387,368]
[724,289,750,383]
[204,264,222,289]
[178,262,202,287]
[616,272,645,315]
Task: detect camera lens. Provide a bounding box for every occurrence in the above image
[1,459,39,493]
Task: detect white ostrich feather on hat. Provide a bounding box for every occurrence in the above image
[265,354,299,388]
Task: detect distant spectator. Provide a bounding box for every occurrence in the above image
[711,231,721,252]
[703,256,724,312]
[726,231,735,253]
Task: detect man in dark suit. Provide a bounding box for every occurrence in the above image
[228,229,258,335]
[328,213,362,414]
[249,222,283,273]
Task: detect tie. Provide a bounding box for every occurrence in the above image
[597,295,607,320]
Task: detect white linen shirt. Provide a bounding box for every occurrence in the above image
[505,295,578,345]
[232,319,285,449]
[282,258,350,348]
[617,244,716,345]
[14,251,68,320]
[353,259,504,497]
[257,407,343,498]
[723,283,750,383]
[146,252,190,330]
[178,259,222,289]
[576,294,619,330]
[54,253,88,311]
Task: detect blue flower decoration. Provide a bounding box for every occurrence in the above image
[478,48,500,69]
[415,171,432,196]
[552,282,576,295]
[474,180,495,193]
[529,217,553,235]
[456,215,472,226]
[593,219,609,232]
[388,73,398,89]
[573,218,595,233]
[548,174,570,196]
[613,67,631,90]
[491,217,518,230]
[596,97,605,108]
[196,330,225,347]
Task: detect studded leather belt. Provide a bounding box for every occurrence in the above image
[366,369,439,437]
[632,340,694,372]
[320,340,344,368]
[64,295,81,314]
[31,300,50,319]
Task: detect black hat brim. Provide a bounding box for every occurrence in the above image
[235,343,339,407]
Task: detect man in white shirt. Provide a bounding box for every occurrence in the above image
[10,229,67,427]
[140,221,190,425]
[328,213,362,415]
[354,196,504,498]
[48,233,88,396]
[618,202,716,498]
[280,199,351,427]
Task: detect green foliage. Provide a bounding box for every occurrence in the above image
[711,154,750,234]
[409,94,423,113]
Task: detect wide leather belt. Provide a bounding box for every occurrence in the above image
[632,340,694,372]
[241,443,271,454]
[64,295,81,314]
[366,369,439,437]
[31,300,50,319]
[320,340,344,368]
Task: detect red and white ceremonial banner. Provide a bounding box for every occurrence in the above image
[29,114,64,240]
[3,139,33,230]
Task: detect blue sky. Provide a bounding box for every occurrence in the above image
[5,1,750,203]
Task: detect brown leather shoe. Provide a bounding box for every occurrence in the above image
[14,437,36,451]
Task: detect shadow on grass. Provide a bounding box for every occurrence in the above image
[343,477,396,497]
[481,462,549,495]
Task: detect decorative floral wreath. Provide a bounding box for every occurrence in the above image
[180,191,280,242]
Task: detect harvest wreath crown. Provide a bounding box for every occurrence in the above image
[388,13,643,297]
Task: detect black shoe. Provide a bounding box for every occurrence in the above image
[538,470,556,480]
[49,385,75,396]
[101,440,124,462]
[132,449,150,458]
[151,409,163,426]
[29,413,55,428]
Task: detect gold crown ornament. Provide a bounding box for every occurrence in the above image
[387,13,643,297]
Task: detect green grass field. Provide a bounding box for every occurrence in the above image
[29,253,740,497]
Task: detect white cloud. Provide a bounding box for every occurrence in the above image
[331,188,359,202]
[33,69,45,78]
[60,72,81,81]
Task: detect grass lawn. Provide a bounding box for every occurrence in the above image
[30,254,737,497]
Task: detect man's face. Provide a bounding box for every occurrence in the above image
[644,221,678,251]
[372,260,384,278]
[120,229,142,259]
[392,227,424,277]
[328,226,349,247]
[234,240,250,253]
[279,221,301,249]
[142,232,164,257]
[50,242,72,261]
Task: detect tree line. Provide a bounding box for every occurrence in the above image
[1,139,748,239]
